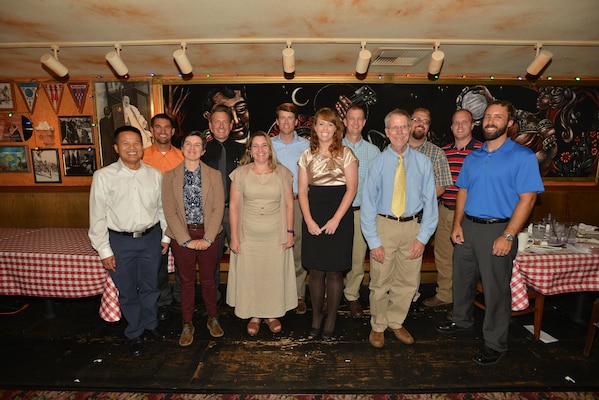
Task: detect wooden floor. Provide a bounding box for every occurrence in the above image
[0,283,598,395]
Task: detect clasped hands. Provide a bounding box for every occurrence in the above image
[305,218,339,236]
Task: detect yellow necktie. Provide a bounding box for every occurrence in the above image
[391,154,406,217]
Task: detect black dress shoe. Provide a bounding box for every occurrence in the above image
[145,328,167,341]
[309,327,321,338]
[436,321,473,334]
[158,306,170,321]
[472,346,506,366]
[407,304,423,317]
[128,337,143,357]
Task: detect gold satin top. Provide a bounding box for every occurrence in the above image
[298,146,358,186]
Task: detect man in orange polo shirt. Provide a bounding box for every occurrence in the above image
[143,113,184,320]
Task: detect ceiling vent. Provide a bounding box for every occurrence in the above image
[371,47,433,66]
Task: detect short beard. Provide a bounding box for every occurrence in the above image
[483,124,507,141]
[411,128,427,140]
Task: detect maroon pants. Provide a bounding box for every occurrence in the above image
[171,227,220,322]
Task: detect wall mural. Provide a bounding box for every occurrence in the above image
[163,83,599,179]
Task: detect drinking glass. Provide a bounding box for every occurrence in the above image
[532,222,546,245]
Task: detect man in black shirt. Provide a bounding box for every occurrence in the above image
[201,104,245,303]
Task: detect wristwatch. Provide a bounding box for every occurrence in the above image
[502,233,515,242]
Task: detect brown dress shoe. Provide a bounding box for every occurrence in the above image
[178,322,195,347]
[392,327,414,344]
[369,330,385,348]
[422,296,452,307]
[347,299,364,318]
[207,316,224,338]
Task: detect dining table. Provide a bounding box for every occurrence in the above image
[0,227,173,323]
[509,241,599,339]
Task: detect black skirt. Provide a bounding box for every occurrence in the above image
[301,185,353,271]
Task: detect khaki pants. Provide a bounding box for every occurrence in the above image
[433,203,455,303]
[344,209,367,301]
[369,216,422,332]
[293,199,307,299]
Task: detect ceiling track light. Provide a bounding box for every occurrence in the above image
[282,41,295,74]
[428,42,445,76]
[40,44,68,77]
[526,43,553,76]
[355,41,371,75]
[105,44,129,77]
[173,42,193,75]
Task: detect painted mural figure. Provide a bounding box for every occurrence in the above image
[203,87,250,142]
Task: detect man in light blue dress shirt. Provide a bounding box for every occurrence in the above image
[341,104,380,317]
[271,103,310,314]
[361,109,438,348]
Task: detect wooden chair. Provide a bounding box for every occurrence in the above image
[474,283,545,340]
[583,298,599,357]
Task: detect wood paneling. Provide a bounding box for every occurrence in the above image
[0,188,90,228]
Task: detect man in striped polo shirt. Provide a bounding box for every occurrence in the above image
[423,109,482,307]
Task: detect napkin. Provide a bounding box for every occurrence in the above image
[578,223,598,235]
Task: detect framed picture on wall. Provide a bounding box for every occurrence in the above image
[31,148,61,183]
[0,145,29,172]
[94,80,153,167]
[63,147,96,176]
[58,115,94,145]
[0,81,16,111]
[0,114,34,143]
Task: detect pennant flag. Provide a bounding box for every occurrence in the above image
[43,81,64,114]
[67,81,89,113]
[17,81,39,113]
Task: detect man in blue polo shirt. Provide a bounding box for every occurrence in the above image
[436,100,544,366]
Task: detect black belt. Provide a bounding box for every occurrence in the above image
[187,223,204,230]
[442,202,456,211]
[378,210,422,222]
[109,222,159,238]
[465,214,509,224]
[351,206,360,211]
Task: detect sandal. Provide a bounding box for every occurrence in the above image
[264,318,282,333]
[247,318,261,336]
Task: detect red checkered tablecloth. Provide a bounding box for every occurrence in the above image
[511,249,599,311]
[0,227,175,323]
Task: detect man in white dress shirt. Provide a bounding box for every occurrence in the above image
[89,125,170,357]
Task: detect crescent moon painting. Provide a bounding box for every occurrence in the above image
[291,87,309,107]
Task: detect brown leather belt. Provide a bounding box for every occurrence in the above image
[442,202,456,210]
[465,214,509,224]
[187,223,204,230]
[378,211,421,222]
[351,206,360,211]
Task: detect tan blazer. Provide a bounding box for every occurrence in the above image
[162,160,225,246]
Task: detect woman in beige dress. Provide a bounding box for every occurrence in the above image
[227,131,297,335]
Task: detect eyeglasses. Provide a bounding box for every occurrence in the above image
[411,117,431,125]
[387,125,410,132]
